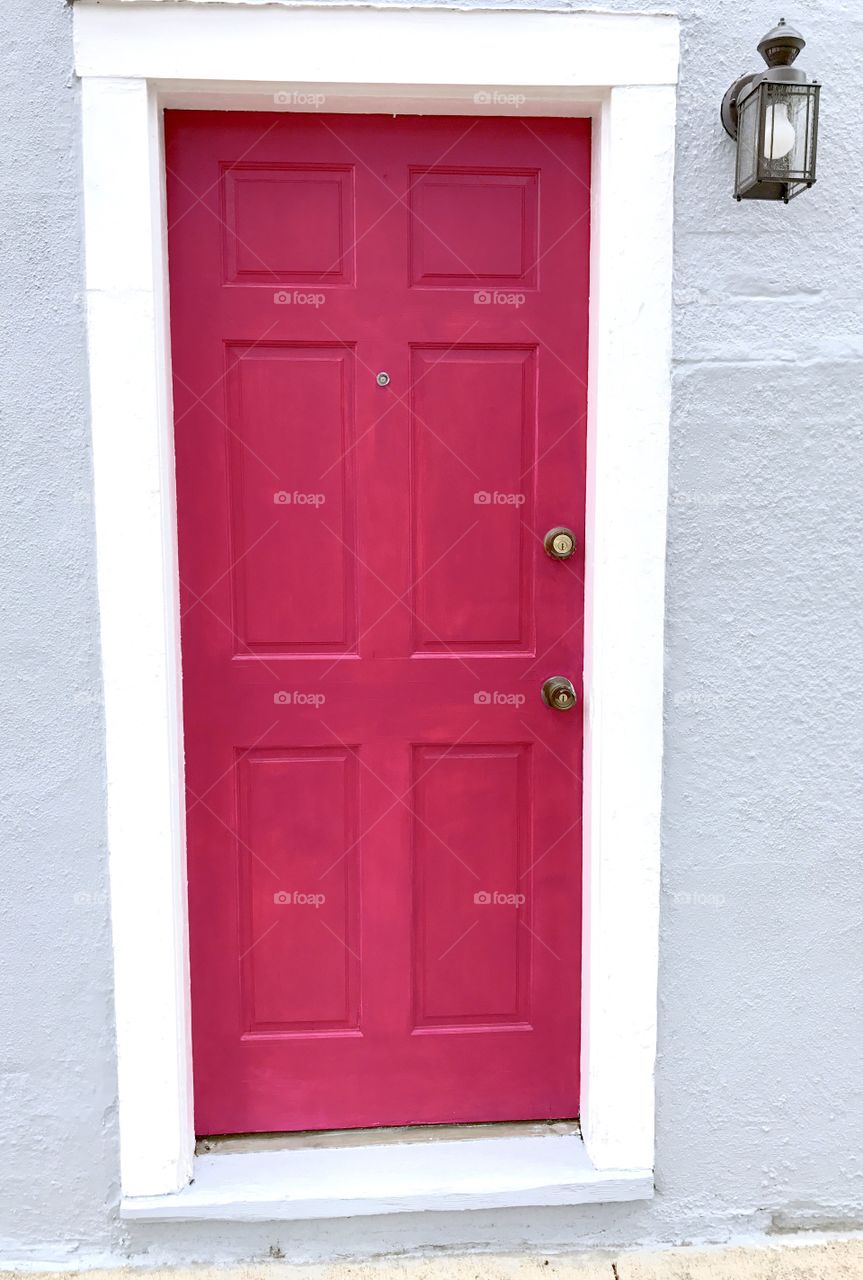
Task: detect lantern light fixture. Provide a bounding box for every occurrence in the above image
[721,18,820,203]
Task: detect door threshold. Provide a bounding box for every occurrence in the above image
[196,1118,581,1156]
[122,1122,652,1222]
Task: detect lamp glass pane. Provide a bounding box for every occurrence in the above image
[760,82,819,184]
[736,87,760,193]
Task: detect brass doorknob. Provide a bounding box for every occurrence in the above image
[541,676,577,711]
[544,526,576,560]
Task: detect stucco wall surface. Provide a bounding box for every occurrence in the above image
[1,0,862,1268]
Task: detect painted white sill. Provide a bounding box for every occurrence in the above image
[120,1131,652,1222]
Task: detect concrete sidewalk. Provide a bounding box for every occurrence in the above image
[8,1240,863,1279]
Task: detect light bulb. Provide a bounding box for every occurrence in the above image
[763,102,796,161]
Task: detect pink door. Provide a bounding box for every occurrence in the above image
[167,111,590,1135]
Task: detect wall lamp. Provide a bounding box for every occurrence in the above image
[721,18,820,203]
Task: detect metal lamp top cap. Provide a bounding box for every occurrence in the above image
[758,17,806,67]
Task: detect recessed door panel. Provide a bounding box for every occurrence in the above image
[238,748,360,1035]
[411,345,536,652]
[225,344,356,653]
[223,164,355,285]
[408,169,539,288]
[412,744,531,1029]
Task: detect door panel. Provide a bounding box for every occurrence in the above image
[167,111,590,1135]
[224,164,355,285]
[410,346,535,651]
[412,744,531,1029]
[226,344,358,653]
[408,169,538,288]
[239,747,360,1035]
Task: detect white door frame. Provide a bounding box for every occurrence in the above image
[74,0,678,1214]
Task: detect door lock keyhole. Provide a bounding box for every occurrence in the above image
[544,527,577,560]
[541,676,577,711]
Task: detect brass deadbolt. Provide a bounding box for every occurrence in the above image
[544,526,577,560]
[541,676,577,711]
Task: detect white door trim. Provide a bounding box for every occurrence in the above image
[75,0,678,1208]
